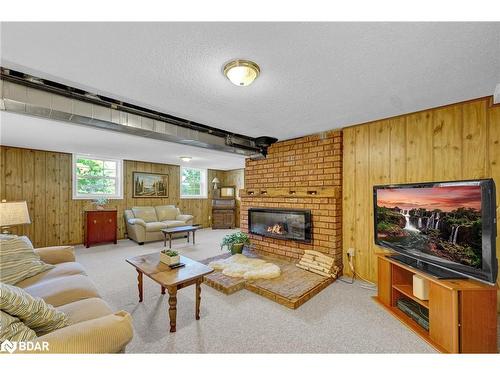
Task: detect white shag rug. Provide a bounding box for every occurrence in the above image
[208,254,281,280]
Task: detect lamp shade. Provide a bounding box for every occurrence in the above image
[212,177,220,184]
[0,201,31,226]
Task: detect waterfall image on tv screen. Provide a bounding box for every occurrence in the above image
[376,185,482,269]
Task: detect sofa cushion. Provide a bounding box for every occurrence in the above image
[15,262,87,289]
[164,220,188,228]
[0,310,37,342]
[57,297,113,325]
[1,282,69,336]
[34,246,75,265]
[0,235,54,285]
[131,207,158,223]
[33,311,133,354]
[23,274,100,307]
[155,205,180,221]
[144,221,168,232]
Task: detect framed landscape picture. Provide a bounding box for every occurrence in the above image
[220,186,236,198]
[133,172,169,198]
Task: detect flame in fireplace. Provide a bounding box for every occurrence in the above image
[267,224,284,235]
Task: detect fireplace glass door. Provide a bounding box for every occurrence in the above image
[248,208,312,242]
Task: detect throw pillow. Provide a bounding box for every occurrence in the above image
[0,310,37,343]
[0,235,54,285]
[0,282,69,336]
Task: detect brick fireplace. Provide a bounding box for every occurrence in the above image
[240,130,343,268]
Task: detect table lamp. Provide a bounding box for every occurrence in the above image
[211,177,220,190]
[0,200,31,234]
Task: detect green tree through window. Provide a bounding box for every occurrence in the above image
[73,155,122,199]
[181,167,207,198]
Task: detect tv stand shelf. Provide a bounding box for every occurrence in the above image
[374,253,498,353]
[392,284,429,308]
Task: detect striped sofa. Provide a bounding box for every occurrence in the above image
[13,245,133,353]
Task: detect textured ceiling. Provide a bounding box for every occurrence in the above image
[1,22,499,142]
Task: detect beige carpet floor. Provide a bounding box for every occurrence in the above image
[74,228,441,353]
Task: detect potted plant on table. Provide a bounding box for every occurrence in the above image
[220,231,250,255]
[92,197,109,210]
[160,249,180,265]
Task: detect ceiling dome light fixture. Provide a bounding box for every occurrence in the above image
[223,59,260,86]
[179,156,192,162]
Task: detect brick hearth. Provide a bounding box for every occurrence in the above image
[240,130,343,267]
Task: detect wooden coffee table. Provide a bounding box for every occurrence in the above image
[125,252,213,332]
[161,225,200,249]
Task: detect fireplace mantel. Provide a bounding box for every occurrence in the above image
[239,187,340,199]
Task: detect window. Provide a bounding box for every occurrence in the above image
[72,154,123,199]
[180,167,207,199]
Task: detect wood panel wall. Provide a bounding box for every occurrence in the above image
[343,97,500,307]
[0,145,226,247]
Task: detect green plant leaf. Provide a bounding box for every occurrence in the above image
[220,231,250,251]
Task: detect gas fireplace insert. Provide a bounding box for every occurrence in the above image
[248,208,312,242]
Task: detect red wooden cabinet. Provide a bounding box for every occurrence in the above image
[84,210,117,248]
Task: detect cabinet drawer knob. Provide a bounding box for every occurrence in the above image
[93,220,97,224]
[109,219,112,223]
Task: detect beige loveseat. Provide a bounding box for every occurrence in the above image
[124,205,194,245]
[15,245,133,353]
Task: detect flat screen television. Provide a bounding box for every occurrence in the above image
[373,179,497,285]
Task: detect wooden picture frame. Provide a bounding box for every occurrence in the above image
[133,172,169,198]
[220,186,236,198]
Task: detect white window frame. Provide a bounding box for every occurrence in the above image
[72,154,123,199]
[180,166,208,199]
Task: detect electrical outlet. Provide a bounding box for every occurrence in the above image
[347,248,355,257]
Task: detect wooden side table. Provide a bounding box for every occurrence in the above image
[161,225,199,249]
[84,209,117,248]
[126,253,213,332]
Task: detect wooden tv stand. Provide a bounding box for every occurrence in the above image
[374,253,498,353]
